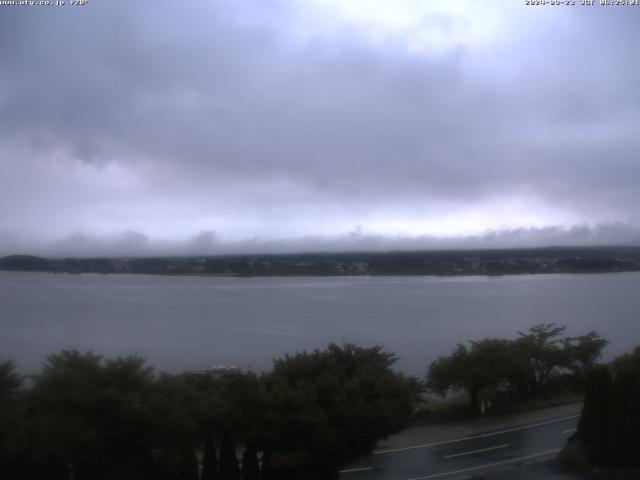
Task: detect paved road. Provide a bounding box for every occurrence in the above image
[339,406,583,480]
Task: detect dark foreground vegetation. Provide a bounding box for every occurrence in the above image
[0,344,417,480]
[425,324,607,416]
[1,326,633,479]
[2,246,640,276]
[559,347,640,479]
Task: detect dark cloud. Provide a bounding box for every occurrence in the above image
[1,1,639,254]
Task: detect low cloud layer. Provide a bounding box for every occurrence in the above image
[2,223,639,258]
[1,1,639,255]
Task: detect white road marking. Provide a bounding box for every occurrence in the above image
[374,415,579,454]
[338,466,372,474]
[561,428,576,435]
[442,443,509,459]
[405,448,561,480]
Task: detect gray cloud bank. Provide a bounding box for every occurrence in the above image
[1,1,639,254]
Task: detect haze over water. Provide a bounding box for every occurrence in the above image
[2,271,638,376]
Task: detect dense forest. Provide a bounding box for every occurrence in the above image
[2,246,640,277]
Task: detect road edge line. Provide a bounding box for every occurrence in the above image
[374,415,579,454]
[405,448,562,480]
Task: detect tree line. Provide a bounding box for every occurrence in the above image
[0,344,417,480]
[0,324,614,479]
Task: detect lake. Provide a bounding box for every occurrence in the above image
[1,271,639,376]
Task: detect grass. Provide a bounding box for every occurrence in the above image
[491,392,583,415]
[410,392,475,425]
[410,391,583,426]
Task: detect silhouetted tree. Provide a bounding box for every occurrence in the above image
[573,346,640,468]
[608,347,640,468]
[428,324,608,412]
[177,448,199,480]
[261,343,417,477]
[219,432,240,480]
[514,324,607,397]
[241,445,260,480]
[428,339,517,411]
[201,431,219,480]
[24,350,202,480]
[576,365,612,464]
[0,360,23,477]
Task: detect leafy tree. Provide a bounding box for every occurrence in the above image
[428,339,517,411]
[260,343,417,478]
[189,372,265,447]
[514,324,607,397]
[513,323,569,396]
[428,324,608,411]
[146,373,202,478]
[25,350,202,480]
[0,359,21,399]
[28,351,161,478]
[564,331,609,372]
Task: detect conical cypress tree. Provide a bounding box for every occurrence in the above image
[609,369,637,467]
[577,365,612,465]
[609,347,640,468]
[241,446,260,480]
[201,432,219,480]
[152,449,178,480]
[259,450,273,480]
[591,366,613,466]
[219,432,240,480]
[177,448,199,480]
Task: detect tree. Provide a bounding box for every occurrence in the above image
[514,323,570,396]
[564,331,609,372]
[428,339,518,411]
[260,343,417,478]
[0,360,23,477]
[25,350,187,480]
[177,448,199,480]
[190,372,265,448]
[219,431,240,480]
[147,373,201,478]
[201,431,218,480]
[428,324,608,412]
[572,346,640,469]
[241,445,260,480]
[514,324,607,397]
[0,360,21,400]
[575,365,612,465]
[608,347,640,468]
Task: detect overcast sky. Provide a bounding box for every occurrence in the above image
[1,0,639,256]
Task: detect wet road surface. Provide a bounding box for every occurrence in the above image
[339,414,582,480]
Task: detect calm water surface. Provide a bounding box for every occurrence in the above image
[1,271,639,376]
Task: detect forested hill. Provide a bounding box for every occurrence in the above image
[2,247,640,277]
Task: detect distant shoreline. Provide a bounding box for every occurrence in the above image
[2,246,640,278]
